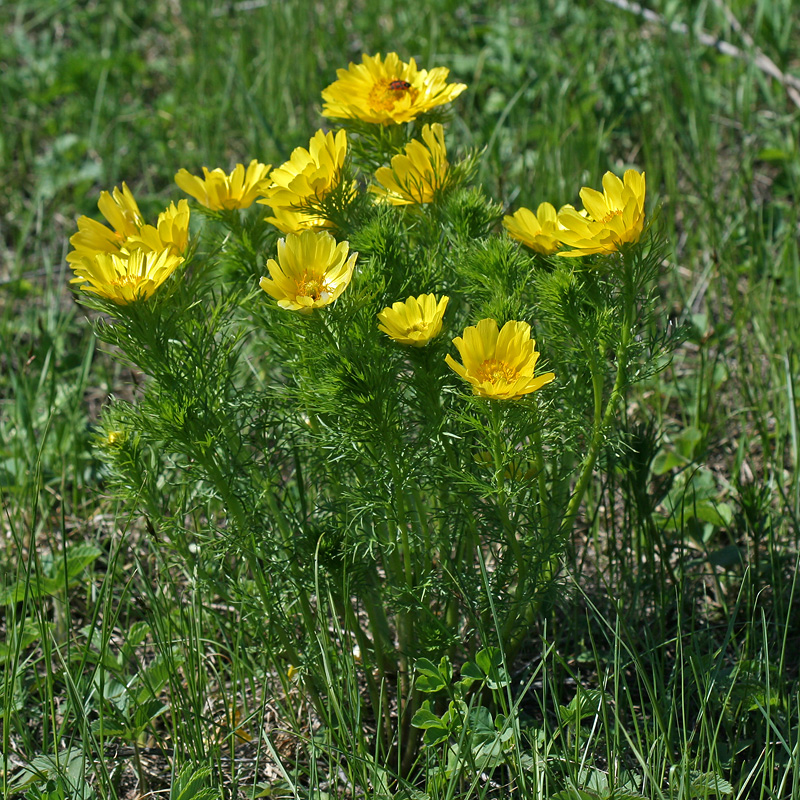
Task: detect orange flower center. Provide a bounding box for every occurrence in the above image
[600,208,623,224]
[476,358,517,385]
[368,79,419,112]
[295,271,329,301]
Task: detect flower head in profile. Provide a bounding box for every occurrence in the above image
[259,230,356,313]
[126,200,191,255]
[259,130,348,217]
[503,202,569,255]
[175,159,272,210]
[96,183,145,240]
[372,124,449,206]
[67,183,145,266]
[377,293,449,347]
[445,319,555,400]
[556,169,646,257]
[67,185,190,271]
[322,52,466,125]
[69,247,184,305]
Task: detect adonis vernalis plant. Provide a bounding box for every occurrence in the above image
[68,51,673,779]
[445,319,555,401]
[259,229,357,312]
[503,202,566,255]
[557,168,647,256]
[322,51,466,125]
[175,159,272,210]
[377,293,449,347]
[372,122,450,205]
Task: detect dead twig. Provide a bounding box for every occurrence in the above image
[601,0,800,110]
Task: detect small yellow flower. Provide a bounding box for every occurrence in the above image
[503,202,567,255]
[70,247,184,305]
[174,159,272,210]
[372,124,449,206]
[322,52,466,125]
[259,230,356,313]
[377,293,449,347]
[105,430,126,446]
[263,205,331,235]
[556,169,646,257]
[445,319,555,401]
[259,130,348,215]
[126,200,191,255]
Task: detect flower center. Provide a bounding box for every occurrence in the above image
[295,271,329,301]
[109,274,141,288]
[408,321,428,333]
[600,208,623,224]
[368,79,418,112]
[476,358,517,385]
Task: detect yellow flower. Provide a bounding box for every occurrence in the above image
[96,183,145,240]
[556,169,646,257]
[69,247,184,305]
[174,159,272,210]
[126,200,191,255]
[377,293,449,347]
[372,124,448,205]
[259,130,348,214]
[259,230,356,313]
[67,185,190,272]
[503,202,566,255]
[105,430,126,446]
[67,183,145,265]
[445,319,555,400]
[263,205,331,235]
[322,52,466,125]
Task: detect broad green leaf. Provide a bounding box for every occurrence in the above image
[411,706,447,730]
[57,544,103,582]
[414,658,441,678]
[422,726,449,747]
[475,646,503,674]
[416,673,446,692]
[651,448,687,475]
[460,661,484,681]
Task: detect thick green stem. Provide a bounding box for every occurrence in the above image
[361,577,395,676]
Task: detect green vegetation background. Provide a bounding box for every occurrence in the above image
[2,0,800,797]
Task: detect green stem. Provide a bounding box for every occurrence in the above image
[197,450,320,704]
[531,398,550,531]
[387,457,414,696]
[561,271,634,538]
[411,487,432,564]
[490,404,525,576]
[362,577,395,676]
